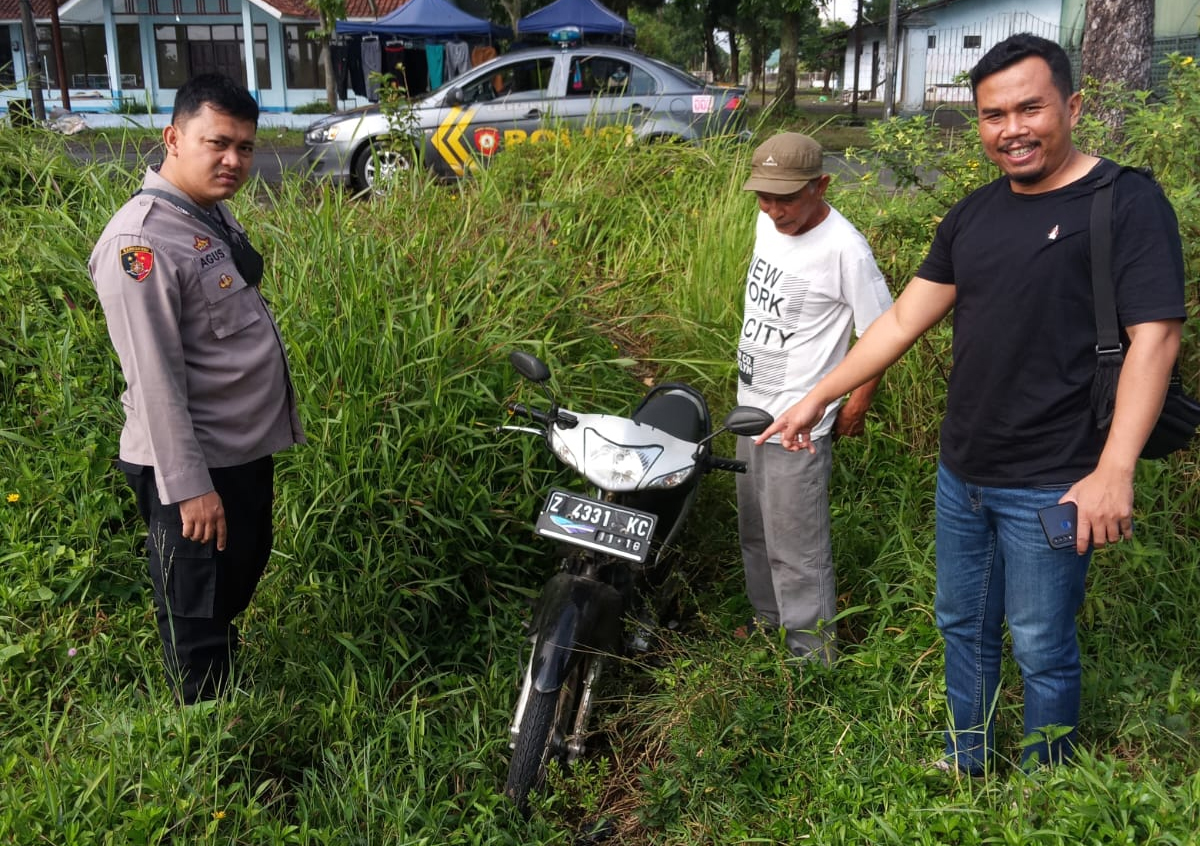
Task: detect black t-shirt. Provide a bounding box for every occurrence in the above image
[916,159,1186,486]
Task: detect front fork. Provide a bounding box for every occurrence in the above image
[508,647,601,763]
[508,564,624,756]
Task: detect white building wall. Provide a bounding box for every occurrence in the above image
[841,0,1063,107]
[3,0,331,115]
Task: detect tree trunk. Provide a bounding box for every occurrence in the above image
[500,0,522,35]
[1081,0,1153,136]
[727,27,739,84]
[775,12,799,108]
[749,39,763,95]
[703,29,721,82]
[322,14,338,109]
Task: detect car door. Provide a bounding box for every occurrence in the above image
[420,55,561,176]
[557,53,662,143]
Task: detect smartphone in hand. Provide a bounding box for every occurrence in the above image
[1038,503,1078,550]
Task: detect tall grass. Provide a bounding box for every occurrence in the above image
[2,62,1199,843]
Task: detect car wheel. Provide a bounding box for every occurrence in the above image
[352,139,414,192]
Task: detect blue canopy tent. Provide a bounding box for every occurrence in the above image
[337,0,511,38]
[515,0,635,41]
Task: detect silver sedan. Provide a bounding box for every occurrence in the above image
[303,45,748,190]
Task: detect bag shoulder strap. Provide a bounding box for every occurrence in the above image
[1089,178,1120,355]
[1089,164,1156,356]
[136,187,232,244]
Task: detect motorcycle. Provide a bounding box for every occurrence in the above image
[497,350,772,810]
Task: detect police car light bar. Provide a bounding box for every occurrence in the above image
[548,26,582,47]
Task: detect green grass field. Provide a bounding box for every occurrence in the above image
[1,61,1198,844]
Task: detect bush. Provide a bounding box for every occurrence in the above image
[291,99,334,115]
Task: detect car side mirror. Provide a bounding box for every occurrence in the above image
[446,88,464,106]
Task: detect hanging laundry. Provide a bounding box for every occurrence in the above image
[444,40,471,80]
[425,43,444,89]
[384,40,407,90]
[347,35,367,98]
[361,35,382,101]
[331,39,350,99]
[471,44,497,67]
[404,46,429,95]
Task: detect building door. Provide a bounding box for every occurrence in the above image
[188,40,243,84]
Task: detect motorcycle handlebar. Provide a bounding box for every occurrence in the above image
[507,402,551,425]
[707,456,748,474]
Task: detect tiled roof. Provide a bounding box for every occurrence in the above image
[0,0,62,18]
[263,0,408,18]
[344,0,410,18]
[0,0,409,21]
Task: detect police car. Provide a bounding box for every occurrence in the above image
[302,44,747,190]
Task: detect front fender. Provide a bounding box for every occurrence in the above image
[530,572,623,693]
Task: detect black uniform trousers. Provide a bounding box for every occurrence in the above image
[122,456,274,704]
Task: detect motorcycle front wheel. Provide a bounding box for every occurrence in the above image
[504,658,590,811]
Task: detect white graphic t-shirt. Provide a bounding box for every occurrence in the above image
[737,206,892,441]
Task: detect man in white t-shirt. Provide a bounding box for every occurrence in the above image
[735,133,893,662]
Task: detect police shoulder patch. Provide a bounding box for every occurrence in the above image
[120,245,155,282]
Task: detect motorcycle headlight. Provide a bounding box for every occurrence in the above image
[573,429,662,489]
[586,440,660,489]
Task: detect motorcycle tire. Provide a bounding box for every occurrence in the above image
[504,659,588,811]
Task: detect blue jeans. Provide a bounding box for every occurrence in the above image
[935,463,1091,774]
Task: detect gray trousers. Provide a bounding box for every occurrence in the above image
[736,436,835,662]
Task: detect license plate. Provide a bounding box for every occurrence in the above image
[535,489,657,564]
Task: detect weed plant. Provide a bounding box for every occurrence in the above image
[1,61,1198,843]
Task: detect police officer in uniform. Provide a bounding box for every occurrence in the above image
[90,74,304,704]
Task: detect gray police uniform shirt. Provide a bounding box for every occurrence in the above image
[90,168,305,505]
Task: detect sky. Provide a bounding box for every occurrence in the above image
[826,0,862,24]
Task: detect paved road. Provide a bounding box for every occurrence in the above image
[70,142,914,189]
[66,142,312,184]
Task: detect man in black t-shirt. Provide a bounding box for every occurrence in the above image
[754,33,1186,775]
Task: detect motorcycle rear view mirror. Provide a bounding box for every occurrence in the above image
[692,405,773,454]
[509,350,551,384]
[722,406,774,437]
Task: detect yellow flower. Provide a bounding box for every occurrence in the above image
[212,810,226,820]
[1182,56,1194,66]
[5,493,18,503]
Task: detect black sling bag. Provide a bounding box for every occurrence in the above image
[1088,169,1200,459]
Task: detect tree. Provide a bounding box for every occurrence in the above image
[628,3,709,72]
[495,0,523,34]
[776,9,800,104]
[771,0,820,107]
[1081,0,1154,136]
[308,0,351,109]
[800,19,847,93]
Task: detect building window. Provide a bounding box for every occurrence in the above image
[0,40,14,86]
[35,24,143,88]
[964,35,982,49]
[155,23,270,89]
[285,24,325,89]
[927,34,937,49]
